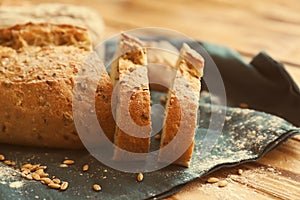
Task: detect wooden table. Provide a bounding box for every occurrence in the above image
[2,0,300,199]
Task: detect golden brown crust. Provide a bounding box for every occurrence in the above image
[0,23,114,148]
[0,22,91,51]
[0,77,82,148]
[0,3,105,45]
[95,69,116,143]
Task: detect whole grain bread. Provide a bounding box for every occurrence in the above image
[0,3,105,45]
[0,23,92,50]
[111,33,152,160]
[159,43,204,167]
[0,23,114,148]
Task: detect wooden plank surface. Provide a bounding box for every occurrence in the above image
[20,0,300,65]
[1,0,300,199]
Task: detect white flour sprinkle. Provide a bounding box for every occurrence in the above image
[0,164,14,180]
[0,163,25,188]
[9,181,23,188]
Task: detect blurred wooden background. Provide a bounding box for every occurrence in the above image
[1,0,300,199]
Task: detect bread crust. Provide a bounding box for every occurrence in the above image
[0,22,91,50]
[0,3,105,45]
[0,23,114,148]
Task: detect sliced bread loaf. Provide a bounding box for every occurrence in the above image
[0,23,114,148]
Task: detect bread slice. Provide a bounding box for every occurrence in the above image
[0,23,114,148]
[159,43,204,167]
[111,33,152,159]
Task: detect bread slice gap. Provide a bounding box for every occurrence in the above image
[159,43,204,167]
[110,33,152,161]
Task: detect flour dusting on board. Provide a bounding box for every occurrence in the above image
[0,163,24,188]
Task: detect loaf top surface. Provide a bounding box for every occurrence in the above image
[0,3,105,45]
[0,46,89,83]
[0,23,92,83]
[0,22,92,50]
